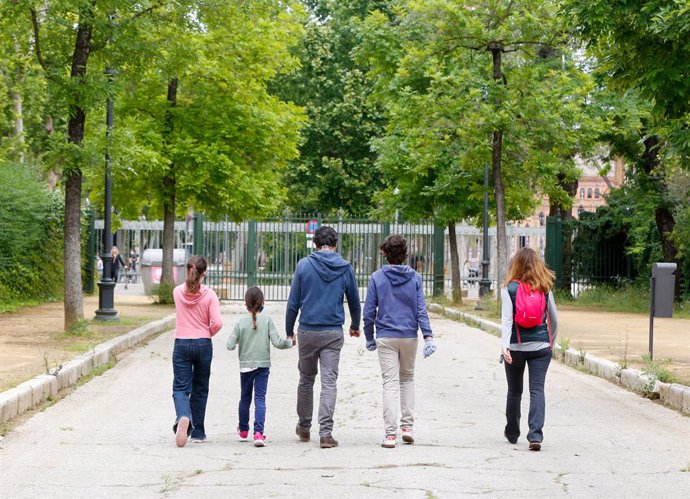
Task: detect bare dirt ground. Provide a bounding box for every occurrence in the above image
[0,293,173,392]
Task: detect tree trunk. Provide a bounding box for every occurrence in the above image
[448,222,463,304]
[161,77,178,288]
[550,176,578,294]
[641,135,681,298]
[490,44,508,288]
[63,7,95,331]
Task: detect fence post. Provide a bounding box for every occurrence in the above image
[247,220,257,287]
[545,216,563,288]
[380,222,391,268]
[193,212,204,256]
[83,208,96,294]
[433,222,445,297]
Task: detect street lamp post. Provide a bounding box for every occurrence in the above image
[95,67,118,321]
[479,163,492,298]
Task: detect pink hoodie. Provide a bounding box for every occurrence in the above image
[173,284,223,339]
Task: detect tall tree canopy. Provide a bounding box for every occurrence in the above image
[274,0,389,216]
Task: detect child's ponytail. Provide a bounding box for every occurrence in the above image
[244,287,264,330]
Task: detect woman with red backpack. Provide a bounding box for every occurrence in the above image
[501,247,558,451]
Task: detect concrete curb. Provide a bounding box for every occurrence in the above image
[428,303,690,416]
[0,314,176,424]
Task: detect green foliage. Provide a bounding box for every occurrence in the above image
[154,282,175,305]
[273,0,388,216]
[641,354,677,385]
[0,163,63,310]
[360,0,601,225]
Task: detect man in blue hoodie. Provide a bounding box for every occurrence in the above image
[363,234,436,448]
[286,226,361,448]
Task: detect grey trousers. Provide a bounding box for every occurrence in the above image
[296,330,344,437]
[377,337,418,435]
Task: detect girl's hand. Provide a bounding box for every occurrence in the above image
[502,347,513,365]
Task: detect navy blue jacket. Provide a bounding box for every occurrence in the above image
[285,251,361,336]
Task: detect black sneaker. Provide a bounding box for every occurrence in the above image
[319,435,338,448]
[295,424,310,442]
[529,441,541,451]
[504,431,518,445]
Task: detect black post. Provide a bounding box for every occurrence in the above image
[649,276,655,361]
[479,163,492,297]
[95,67,118,321]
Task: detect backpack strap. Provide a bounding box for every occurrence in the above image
[507,281,522,344]
[545,291,553,350]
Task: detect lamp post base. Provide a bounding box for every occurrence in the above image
[94,279,119,321]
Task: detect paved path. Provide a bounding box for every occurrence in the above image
[1,302,689,498]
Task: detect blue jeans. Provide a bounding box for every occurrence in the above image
[504,347,551,443]
[238,368,270,434]
[172,338,213,440]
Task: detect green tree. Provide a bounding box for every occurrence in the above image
[84,1,306,289]
[274,0,389,216]
[362,0,598,291]
[562,0,690,296]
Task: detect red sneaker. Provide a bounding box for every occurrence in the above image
[237,427,249,442]
[253,432,266,447]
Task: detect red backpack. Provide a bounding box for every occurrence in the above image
[513,280,552,347]
[514,281,545,328]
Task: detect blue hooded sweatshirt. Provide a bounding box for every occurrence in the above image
[363,265,433,341]
[285,251,361,335]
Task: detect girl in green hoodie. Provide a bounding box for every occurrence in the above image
[227,287,294,446]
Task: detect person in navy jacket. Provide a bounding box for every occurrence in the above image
[363,234,436,448]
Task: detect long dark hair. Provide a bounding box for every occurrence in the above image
[185,255,208,294]
[244,287,264,329]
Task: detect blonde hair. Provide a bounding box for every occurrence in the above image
[503,247,554,293]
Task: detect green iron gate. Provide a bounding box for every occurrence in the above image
[196,213,444,301]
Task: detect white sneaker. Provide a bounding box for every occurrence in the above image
[381,434,396,448]
[401,426,414,444]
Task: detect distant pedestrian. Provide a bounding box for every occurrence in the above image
[110,245,126,283]
[227,287,294,447]
[171,255,223,447]
[129,247,139,272]
[363,235,436,448]
[286,226,361,448]
[501,247,558,451]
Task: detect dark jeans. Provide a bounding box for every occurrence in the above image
[296,331,344,437]
[172,338,213,440]
[238,367,270,434]
[504,347,552,443]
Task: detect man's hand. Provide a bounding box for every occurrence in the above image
[349,328,360,338]
[366,339,377,351]
[288,334,297,346]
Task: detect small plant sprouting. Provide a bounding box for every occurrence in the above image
[557,337,570,361]
[641,354,677,384]
[577,346,587,365]
[618,330,630,370]
[159,474,174,493]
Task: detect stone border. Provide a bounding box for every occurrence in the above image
[429,303,690,416]
[0,314,175,424]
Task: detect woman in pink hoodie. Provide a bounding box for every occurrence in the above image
[172,255,223,447]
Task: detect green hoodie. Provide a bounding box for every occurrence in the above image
[227,315,292,369]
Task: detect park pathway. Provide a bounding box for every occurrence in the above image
[0,301,688,498]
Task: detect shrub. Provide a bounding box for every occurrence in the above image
[0,163,64,310]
